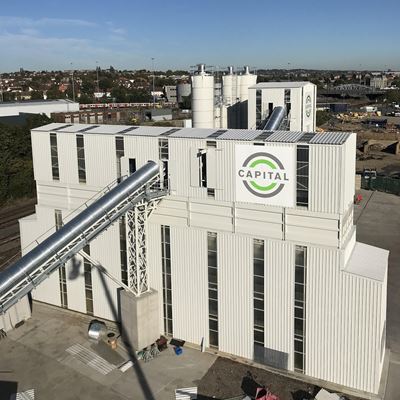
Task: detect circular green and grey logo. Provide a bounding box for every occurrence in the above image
[305,95,312,118]
[237,152,289,198]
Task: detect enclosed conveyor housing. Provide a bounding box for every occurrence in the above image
[0,161,167,314]
[258,106,288,131]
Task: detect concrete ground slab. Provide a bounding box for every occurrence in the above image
[0,302,217,400]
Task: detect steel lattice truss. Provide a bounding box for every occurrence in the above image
[126,199,161,296]
[0,174,167,313]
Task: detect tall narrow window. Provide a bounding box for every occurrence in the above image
[76,134,86,183]
[253,239,265,350]
[268,102,274,118]
[161,225,172,335]
[294,245,307,373]
[55,210,68,309]
[119,216,128,286]
[296,145,309,208]
[50,133,60,180]
[83,244,93,316]
[115,136,124,181]
[200,151,207,188]
[284,89,291,130]
[208,232,218,348]
[159,139,169,189]
[256,89,262,128]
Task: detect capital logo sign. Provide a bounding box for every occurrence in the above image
[305,95,312,118]
[235,145,295,207]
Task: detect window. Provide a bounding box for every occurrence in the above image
[115,136,124,180]
[207,188,215,198]
[129,159,136,175]
[200,151,207,188]
[256,89,262,128]
[119,216,128,286]
[83,245,93,316]
[159,139,169,189]
[253,239,265,348]
[208,232,218,348]
[284,89,291,129]
[296,145,309,208]
[268,102,273,118]
[50,133,59,181]
[76,134,86,183]
[55,210,67,309]
[294,245,306,373]
[161,225,172,335]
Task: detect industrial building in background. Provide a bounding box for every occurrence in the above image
[191,64,257,129]
[190,65,316,133]
[0,121,388,396]
[248,82,317,131]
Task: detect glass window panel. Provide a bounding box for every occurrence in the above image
[164,258,171,274]
[209,299,218,316]
[295,266,304,284]
[295,306,304,319]
[296,191,308,206]
[297,176,309,189]
[253,242,264,259]
[163,226,170,243]
[295,284,304,302]
[209,289,218,300]
[207,234,217,251]
[254,298,264,311]
[166,289,172,305]
[254,275,264,294]
[209,319,218,331]
[254,309,264,327]
[295,248,305,266]
[254,329,264,344]
[208,267,217,284]
[209,330,218,347]
[208,251,217,268]
[167,304,172,319]
[254,259,264,277]
[294,318,304,336]
[165,245,171,260]
[297,146,309,162]
[294,352,304,370]
[167,319,173,335]
[294,339,304,353]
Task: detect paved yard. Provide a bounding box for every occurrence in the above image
[0,303,217,400]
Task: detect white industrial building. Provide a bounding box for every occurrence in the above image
[248,82,317,131]
[18,122,388,395]
[0,99,79,118]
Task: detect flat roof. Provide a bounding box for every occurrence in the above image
[0,99,78,107]
[249,82,314,89]
[344,242,389,282]
[33,123,352,145]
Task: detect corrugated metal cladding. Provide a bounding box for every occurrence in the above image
[306,246,384,394]
[35,123,353,144]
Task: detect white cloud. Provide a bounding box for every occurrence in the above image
[0,16,97,29]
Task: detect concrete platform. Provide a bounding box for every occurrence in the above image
[0,302,217,400]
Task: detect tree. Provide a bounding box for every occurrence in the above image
[316,110,330,127]
[30,91,44,100]
[99,77,113,91]
[81,79,95,95]
[386,90,400,104]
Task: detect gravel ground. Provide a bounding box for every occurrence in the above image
[198,357,364,400]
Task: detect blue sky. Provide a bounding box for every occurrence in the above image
[0,0,399,72]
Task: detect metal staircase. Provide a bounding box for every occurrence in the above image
[0,161,168,314]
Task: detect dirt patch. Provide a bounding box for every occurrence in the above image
[198,357,363,400]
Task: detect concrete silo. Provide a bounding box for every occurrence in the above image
[191,64,215,128]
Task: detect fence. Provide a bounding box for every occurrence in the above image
[361,176,400,195]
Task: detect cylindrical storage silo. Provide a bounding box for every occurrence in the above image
[222,66,237,106]
[191,64,215,128]
[239,65,257,102]
[177,82,191,103]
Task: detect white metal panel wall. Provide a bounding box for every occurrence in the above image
[170,226,209,346]
[218,233,253,359]
[65,254,86,314]
[89,221,121,321]
[342,134,357,211]
[264,240,294,366]
[288,87,302,131]
[147,222,164,335]
[31,131,52,183]
[309,145,342,214]
[307,246,383,393]
[57,132,79,185]
[85,134,117,188]
[23,206,61,306]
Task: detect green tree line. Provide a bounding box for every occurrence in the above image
[0,114,52,204]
